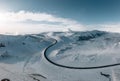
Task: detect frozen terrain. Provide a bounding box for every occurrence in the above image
[0,30,120,81]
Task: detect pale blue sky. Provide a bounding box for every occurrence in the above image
[0,0,120,34]
[0,0,120,24]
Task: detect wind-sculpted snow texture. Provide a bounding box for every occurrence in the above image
[0,30,120,81]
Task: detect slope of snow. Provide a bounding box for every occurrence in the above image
[0,34,51,81]
[0,30,120,81]
[48,31,120,67]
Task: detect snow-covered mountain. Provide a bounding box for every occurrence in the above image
[0,30,120,81]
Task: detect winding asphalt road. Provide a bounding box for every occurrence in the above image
[44,38,120,69]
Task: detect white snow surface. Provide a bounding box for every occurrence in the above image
[0,30,120,81]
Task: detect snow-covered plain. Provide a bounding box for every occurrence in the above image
[0,30,120,81]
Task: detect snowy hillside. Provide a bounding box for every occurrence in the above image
[0,30,120,81]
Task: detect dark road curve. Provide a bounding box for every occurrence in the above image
[44,39,120,69]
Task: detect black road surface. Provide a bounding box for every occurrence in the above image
[44,39,120,69]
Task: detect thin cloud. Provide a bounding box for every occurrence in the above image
[0,10,85,34]
[84,23,120,33]
[1,10,120,34]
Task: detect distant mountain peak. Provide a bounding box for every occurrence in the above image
[77,30,107,41]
